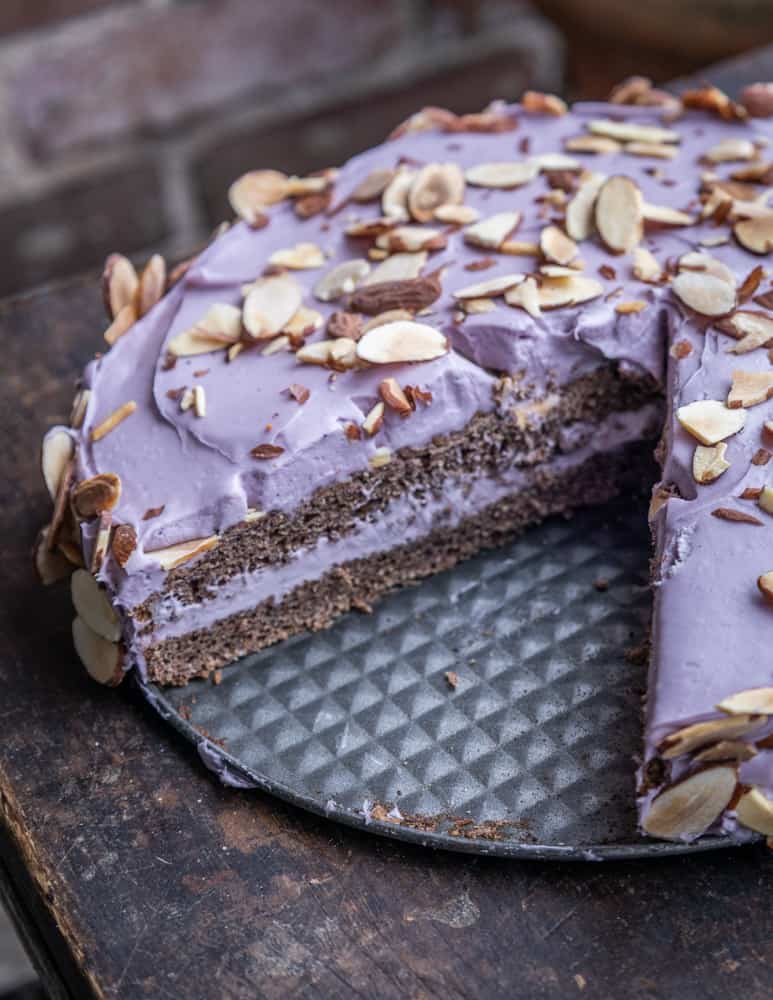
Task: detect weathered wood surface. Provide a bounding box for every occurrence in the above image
[4,53,773,999]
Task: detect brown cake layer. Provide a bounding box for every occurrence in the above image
[144,439,656,685]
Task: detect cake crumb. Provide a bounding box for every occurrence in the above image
[593,578,609,592]
[212,670,223,686]
[445,670,459,690]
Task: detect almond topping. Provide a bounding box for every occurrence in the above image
[228,170,288,223]
[268,242,325,270]
[692,442,730,484]
[70,389,91,430]
[362,401,385,436]
[565,173,606,242]
[672,272,736,317]
[533,275,604,311]
[642,765,737,840]
[704,138,757,164]
[72,616,125,687]
[522,91,567,116]
[564,135,622,155]
[741,82,773,118]
[375,226,445,253]
[453,273,525,299]
[464,161,538,189]
[711,507,763,525]
[759,570,773,602]
[136,254,167,317]
[102,253,139,320]
[328,311,363,340]
[499,240,540,257]
[313,259,371,301]
[90,512,112,573]
[148,535,219,571]
[369,447,391,468]
[540,225,578,266]
[42,428,74,501]
[659,716,763,759]
[463,211,521,250]
[530,153,581,172]
[408,163,465,222]
[433,203,479,225]
[595,175,643,253]
[351,168,397,203]
[350,273,442,315]
[104,303,138,346]
[727,369,773,408]
[168,303,243,357]
[694,741,757,764]
[91,401,136,442]
[736,786,773,836]
[111,524,137,568]
[615,300,648,315]
[504,276,541,317]
[632,247,663,283]
[642,203,695,227]
[721,311,773,354]
[382,167,416,219]
[286,174,333,197]
[734,214,773,254]
[363,252,427,285]
[718,687,773,715]
[676,400,746,445]
[758,485,773,514]
[71,568,121,642]
[283,306,323,338]
[192,385,206,418]
[678,251,736,287]
[624,141,678,160]
[588,119,680,144]
[243,275,303,339]
[34,525,73,586]
[287,383,310,404]
[461,297,495,315]
[72,473,122,519]
[356,320,448,365]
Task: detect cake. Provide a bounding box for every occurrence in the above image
[36,79,773,842]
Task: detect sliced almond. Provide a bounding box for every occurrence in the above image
[356,321,448,364]
[148,535,218,571]
[286,174,333,197]
[694,741,757,764]
[260,335,289,357]
[699,234,730,248]
[537,275,604,310]
[382,167,416,219]
[243,275,303,339]
[672,272,736,316]
[595,175,643,253]
[433,203,479,225]
[693,442,730,483]
[42,428,74,501]
[345,216,400,239]
[642,765,737,839]
[539,225,577,266]
[540,264,583,278]
[464,161,538,189]
[463,211,521,250]
[91,401,137,443]
[102,253,139,320]
[379,378,412,414]
[632,247,663,283]
[642,203,695,227]
[759,485,773,515]
[461,297,495,315]
[362,401,385,436]
[504,276,541,317]
[408,163,464,222]
[734,214,773,254]
[676,400,746,445]
[564,135,622,155]
[168,303,243,357]
[363,252,426,285]
[296,338,358,369]
[588,119,680,144]
[530,153,581,172]
[313,259,371,301]
[72,616,125,686]
[193,385,206,418]
[34,525,73,585]
[110,523,136,569]
[369,447,391,469]
[453,273,525,299]
[351,168,397,203]
[736,786,773,835]
[499,240,540,257]
[70,389,91,430]
[522,91,567,116]
[759,570,773,602]
[565,173,606,241]
[624,141,678,160]
[268,243,325,270]
[361,309,413,334]
[228,170,288,223]
[678,251,736,288]
[705,138,757,164]
[329,338,358,370]
[104,303,138,346]
[722,311,773,353]
[375,226,445,253]
[71,568,121,642]
[728,369,773,408]
[136,254,167,317]
[717,687,773,715]
[72,472,122,519]
[283,306,323,338]
[615,300,648,315]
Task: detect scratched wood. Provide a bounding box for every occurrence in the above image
[4,53,773,999]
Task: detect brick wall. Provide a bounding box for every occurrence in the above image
[0,0,564,299]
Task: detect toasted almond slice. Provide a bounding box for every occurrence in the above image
[136,254,167,317]
[727,369,773,408]
[692,442,730,483]
[433,203,479,225]
[734,214,773,253]
[102,253,139,320]
[71,472,121,520]
[595,175,642,252]
[313,259,371,301]
[694,740,757,763]
[70,389,91,430]
[642,203,695,227]
[461,297,495,315]
[375,226,445,253]
[699,234,731,247]
[539,265,582,278]
[705,138,757,164]
[522,91,567,116]
[588,119,681,144]
[499,240,540,256]
[678,251,736,287]
[283,306,323,338]
[718,687,773,715]
[344,216,400,238]
[228,169,289,223]
[530,153,581,172]
[71,568,121,642]
[759,570,773,602]
[632,247,663,283]
[615,299,648,315]
[192,385,206,418]
[351,168,397,203]
[72,616,124,686]
[672,272,736,316]
[463,211,521,250]
[504,276,541,317]
[759,485,773,515]
[540,225,578,266]
[677,399,746,444]
[624,141,678,160]
[268,242,325,270]
[34,525,73,585]
[642,766,737,840]
[369,447,391,468]
[148,535,218,571]
[453,273,525,299]
[564,135,622,155]
[362,401,385,436]
[565,173,606,241]
[731,160,773,181]
[243,275,303,339]
[261,335,289,356]
[382,167,416,219]
[408,163,465,223]
[296,340,335,365]
[361,310,412,334]
[286,174,332,197]
[723,311,773,353]
[179,388,195,413]
[363,252,426,285]
[91,401,136,443]
[42,428,74,501]
[736,786,773,835]
[379,378,412,414]
[104,303,138,346]
[168,303,243,357]
[356,321,447,364]
[537,275,604,310]
[329,338,358,370]
[464,161,538,189]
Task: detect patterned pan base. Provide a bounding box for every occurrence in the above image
[144,496,745,860]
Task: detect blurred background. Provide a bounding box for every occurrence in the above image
[2,1,773,996]
[2,0,773,304]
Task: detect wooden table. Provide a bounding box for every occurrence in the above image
[4,55,773,1000]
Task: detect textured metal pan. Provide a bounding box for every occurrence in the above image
[142,496,746,860]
